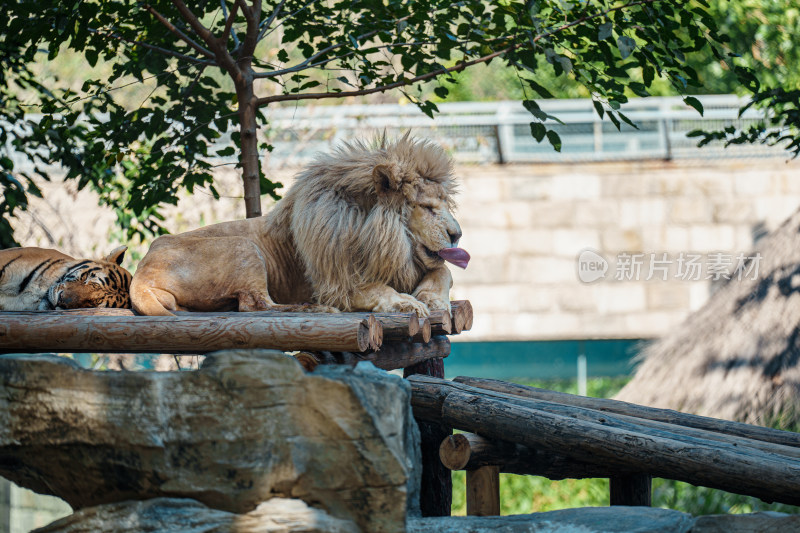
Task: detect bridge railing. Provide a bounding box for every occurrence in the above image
[263,95,784,167]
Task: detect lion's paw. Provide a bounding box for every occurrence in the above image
[377,293,431,317]
[414,292,451,313]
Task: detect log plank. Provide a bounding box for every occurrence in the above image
[439,433,638,480]
[409,376,800,506]
[0,313,380,353]
[455,377,800,450]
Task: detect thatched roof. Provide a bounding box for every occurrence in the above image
[616,207,800,427]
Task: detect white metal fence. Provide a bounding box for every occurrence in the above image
[263,95,784,167]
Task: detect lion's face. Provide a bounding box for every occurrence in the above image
[406,179,462,270]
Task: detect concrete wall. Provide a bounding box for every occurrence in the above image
[15,158,800,343]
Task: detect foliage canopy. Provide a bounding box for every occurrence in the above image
[0,0,768,245]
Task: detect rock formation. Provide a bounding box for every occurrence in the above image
[0,351,420,533]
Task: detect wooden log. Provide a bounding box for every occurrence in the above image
[439,433,637,480]
[0,312,381,353]
[361,336,450,371]
[610,474,652,506]
[466,466,500,516]
[409,376,800,506]
[451,300,473,331]
[26,308,420,342]
[404,358,452,517]
[454,377,800,450]
[419,377,800,462]
[428,310,452,335]
[410,318,432,343]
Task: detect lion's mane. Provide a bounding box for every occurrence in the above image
[274,135,456,310]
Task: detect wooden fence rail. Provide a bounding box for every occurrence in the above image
[409,375,800,509]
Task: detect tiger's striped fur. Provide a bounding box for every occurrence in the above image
[0,246,132,311]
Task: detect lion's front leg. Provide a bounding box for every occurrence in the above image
[412,266,453,313]
[350,283,431,317]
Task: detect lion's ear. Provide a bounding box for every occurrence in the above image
[104,245,127,266]
[373,164,401,194]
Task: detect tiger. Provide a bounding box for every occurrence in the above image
[0,246,133,311]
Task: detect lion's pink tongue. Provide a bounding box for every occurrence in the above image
[438,247,470,269]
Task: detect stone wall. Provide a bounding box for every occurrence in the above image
[0,480,72,533]
[14,158,800,342]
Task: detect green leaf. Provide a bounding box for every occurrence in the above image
[592,100,604,120]
[527,80,554,99]
[642,65,655,86]
[546,130,562,152]
[684,96,704,116]
[617,36,636,59]
[216,146,236,157]
[598,22,613,41]
[529,122,546,142]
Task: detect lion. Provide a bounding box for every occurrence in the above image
[130,135,470,317]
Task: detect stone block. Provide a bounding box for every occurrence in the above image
[507,257,576,284]
[712,200,755,224]
[601,229,643,253]
[553,229,602,258]
[549,173,601,200]
[669,198,712,224]
[506,229,554,255]
[410,504,695,532]
[0,351,420,533]
[573,200,622,228]
[646,283,691,311]
[35,497,359,533]
[596,283,647,314]
[459,229,511,257]
[528,201,581,228]
[689,225,736,251]
[510,175,554,200]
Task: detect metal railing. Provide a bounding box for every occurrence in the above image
[263,95,784,167]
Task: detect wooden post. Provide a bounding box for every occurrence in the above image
[466,466,500,516]
[610,474,652,506]
[404,358,452,517]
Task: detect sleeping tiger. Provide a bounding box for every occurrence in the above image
[0,246,132,311]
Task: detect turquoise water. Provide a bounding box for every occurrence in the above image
[445,339,648,380]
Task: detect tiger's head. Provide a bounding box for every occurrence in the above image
[48,246,133,309]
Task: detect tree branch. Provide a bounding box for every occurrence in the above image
[88,28,216,65]
[220,1,241,46]
[169,0,241,78]
[255,0,658,107]
[220,0,241,49]
[236,0,261,61]
[253,15,418,79]
[256,0,287,42]
[143,3,215,59]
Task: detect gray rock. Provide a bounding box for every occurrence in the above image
[691,511,800,532]
[0,351,420,533]
[408,507,694,533]
[33,497,359,533]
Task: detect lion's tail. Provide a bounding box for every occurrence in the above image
[130,279,176,316]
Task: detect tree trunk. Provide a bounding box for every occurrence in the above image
[237,72,262,219]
